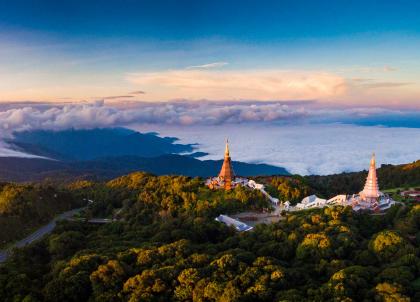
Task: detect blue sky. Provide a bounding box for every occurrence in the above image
[0,0,419,106]
[2,0,419,40]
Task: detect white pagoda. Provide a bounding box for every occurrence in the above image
[296,153,395,212]
[359,153,380,202]
[350,153,394,211]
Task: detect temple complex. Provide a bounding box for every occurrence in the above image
[205,142,395,212]
[206,140,248,190]
[296,153,395,212]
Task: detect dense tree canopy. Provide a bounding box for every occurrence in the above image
[261,176,310,204]
[0,183,80,247]
[0,172,419,301]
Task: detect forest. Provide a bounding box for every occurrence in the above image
[0,170,419,301]
[0,183,82,248]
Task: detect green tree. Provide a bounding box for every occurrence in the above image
[374,282,410,302]
[296,233,332,261]
[48,231,85,259]
[369,230,410,262]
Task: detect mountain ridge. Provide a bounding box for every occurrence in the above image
[1,128,289,182]
[9,128,195,160]
[0,155,289,183]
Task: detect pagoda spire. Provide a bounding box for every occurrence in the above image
[225,139,230,157]
[360,153,380,200]
[370,152,376,167]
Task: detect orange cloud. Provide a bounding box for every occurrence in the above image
[126,69,347,101]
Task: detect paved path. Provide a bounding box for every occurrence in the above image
[0,207,86,263]
[67,217,115,224]
[259,188,280,205]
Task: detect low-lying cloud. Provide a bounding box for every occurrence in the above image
[136,123,420,176]
[0,101,311,136]
[1,101,419,175]
[1,100,418,136]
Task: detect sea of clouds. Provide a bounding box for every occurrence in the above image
[1,100,420,175]
[135,123,420,175]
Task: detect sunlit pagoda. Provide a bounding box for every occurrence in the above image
[360,153,381,202]
[297,153,395,212]
[350,153,395,211]
[218,140,236,189]
[206,139,248,190]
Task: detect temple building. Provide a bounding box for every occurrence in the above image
[357,153,381,204]
[296,153,395,212]
[206,140,248,190]
[218,140,236,189]
[349,153,395,211]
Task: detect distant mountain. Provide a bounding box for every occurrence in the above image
[0,155,289,182]
[78,155,289,178]
[0,128,289,182]
[10,128,195,160]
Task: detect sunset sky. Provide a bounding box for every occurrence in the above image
[1,0,420,107]
[1,0,420,174]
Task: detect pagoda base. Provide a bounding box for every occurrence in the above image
[205,177,249,190]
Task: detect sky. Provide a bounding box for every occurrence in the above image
[0,0,420,106]
[0,1,420,174]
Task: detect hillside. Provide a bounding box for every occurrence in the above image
[0,172,419,301]
[0,183,81,247]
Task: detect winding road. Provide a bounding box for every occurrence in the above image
[0,207,86,263]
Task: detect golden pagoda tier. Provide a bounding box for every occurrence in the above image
[217,140,235,189]
[206,140,248,190]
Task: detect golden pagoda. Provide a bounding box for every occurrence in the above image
[218,139,236,190]
[206,139,244,190]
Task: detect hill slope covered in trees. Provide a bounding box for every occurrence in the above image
[0,172,419,301]
[0,183,82,247]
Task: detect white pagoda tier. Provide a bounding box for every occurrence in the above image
[350,153,394,211]
[359,153,380,202]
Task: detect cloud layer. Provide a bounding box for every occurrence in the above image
[1,100,418,136]
[0,101,311,136]
[136,123,420,176]
[1,101,419,175]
